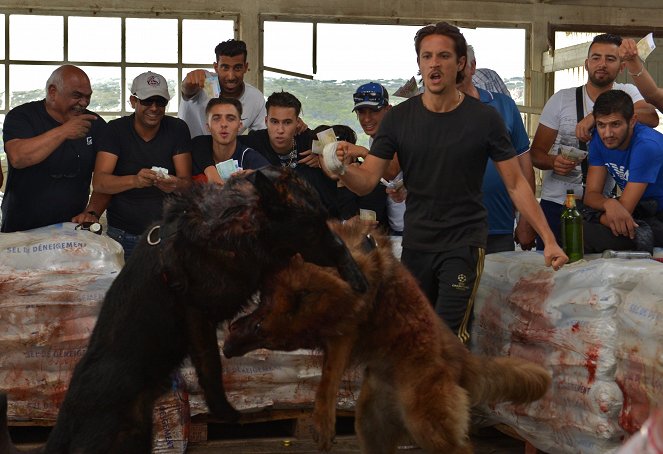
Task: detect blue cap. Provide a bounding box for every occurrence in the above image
[352,82,389,112]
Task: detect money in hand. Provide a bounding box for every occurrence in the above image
[317,128,337,147]
[559,145,588,162]
[151,166,169,178]
[637,33,656,61]
[359,209,377,222]
[215,159,239,180]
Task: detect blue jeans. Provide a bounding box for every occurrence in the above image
[107,226,141,262]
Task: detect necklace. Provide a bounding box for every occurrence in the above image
[278,139,297,168]
[422,90,463,112]
[453,90,463,110]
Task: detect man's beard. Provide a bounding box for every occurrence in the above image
[588,73,615,88]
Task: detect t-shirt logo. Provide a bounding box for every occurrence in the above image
[607,163,629,183]
[86,137,93,146]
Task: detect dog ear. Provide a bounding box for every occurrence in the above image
[252,169,285,216]
[291,253,305,266]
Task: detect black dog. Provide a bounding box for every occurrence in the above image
[0,167,367,454]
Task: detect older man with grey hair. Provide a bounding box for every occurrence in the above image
[1,64,108,232]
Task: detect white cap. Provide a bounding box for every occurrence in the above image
[130,71,171,100]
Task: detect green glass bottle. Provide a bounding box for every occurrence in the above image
[561,189,584,263]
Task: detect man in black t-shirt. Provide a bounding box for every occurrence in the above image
[93,71,192,259]
[240,91,339,218]
[1,65,108,232]
[321,23,567,343]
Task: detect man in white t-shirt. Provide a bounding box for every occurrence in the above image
[530,33,659,249]
[178,39,266,137]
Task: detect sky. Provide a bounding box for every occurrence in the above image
[1,15,528,92]
[0,15,611,98]
[264,23,527,82]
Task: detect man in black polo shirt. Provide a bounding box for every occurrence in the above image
[1,65,108,232]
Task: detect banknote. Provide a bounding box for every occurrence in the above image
[559,145,588,162]
[317,128,337,147]
[637,33,656,61]
[215,159,239,180]
[359,209,377,221]
[151,166,169,178]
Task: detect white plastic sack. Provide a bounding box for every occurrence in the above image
[0,223,123,420]
[472,252,663,454]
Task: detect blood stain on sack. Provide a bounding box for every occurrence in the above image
[585,345,599,384]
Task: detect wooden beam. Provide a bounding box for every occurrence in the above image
[542,41,589,73]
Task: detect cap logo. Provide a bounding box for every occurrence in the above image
[146,75,160,87]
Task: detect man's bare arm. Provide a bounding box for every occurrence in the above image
[495,156,568,269]
[5,114,98,169]
[620,39,663,111]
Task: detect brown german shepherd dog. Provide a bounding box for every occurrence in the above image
[224,223,551,454]
[0,167,367,454]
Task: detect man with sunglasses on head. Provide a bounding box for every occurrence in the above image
[179,39,266,138]
[93,71,192,260]
[321,22,567,343]
[1,65,108,232]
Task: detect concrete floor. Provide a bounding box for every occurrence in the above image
[186,427,531,453]
[10,404,539,453]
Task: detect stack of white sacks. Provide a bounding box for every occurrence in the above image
[0,224,190,453]
[0,224,362,451]
[472,251,663,453]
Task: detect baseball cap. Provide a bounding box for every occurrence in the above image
[352,82,389,112]
[130,71,171,100]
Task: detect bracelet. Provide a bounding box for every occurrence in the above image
[628,62,645,77]
[87,210,99,219]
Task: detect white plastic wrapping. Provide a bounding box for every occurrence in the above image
[472,252,663,454]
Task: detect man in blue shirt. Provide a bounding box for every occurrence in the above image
[584,90,663,252]
[458,45,536,253]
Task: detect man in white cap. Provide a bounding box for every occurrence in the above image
[93,71,192,259]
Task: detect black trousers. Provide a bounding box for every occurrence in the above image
[401,245,485,344]
[582,201,663,253]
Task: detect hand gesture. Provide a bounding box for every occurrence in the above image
[182,69,208,95]
[514,219,536,251]
[544,242,569,271]
[619,38,640,62]
[386,185,407,203]
[61,114,97,140]
[575,114,595,143]
[134,168,158,188]
[552,154,579,176]
[155,174,178,193]
[603,198,638,238]
[298,149,320,168]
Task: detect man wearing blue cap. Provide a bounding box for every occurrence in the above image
[350,82,404,234]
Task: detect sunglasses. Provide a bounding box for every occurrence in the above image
[137,97,169,108]
[353,91,385,105]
